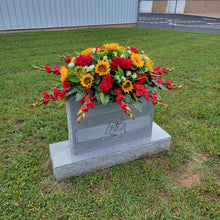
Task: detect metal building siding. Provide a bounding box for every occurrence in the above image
[0,0,139,31]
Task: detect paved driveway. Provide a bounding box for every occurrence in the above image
[137,13,220,33]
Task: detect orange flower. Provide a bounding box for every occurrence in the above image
[60,66,69,82]
[103,43,120,50]
[130,53,144,68]
[81,47,94,56]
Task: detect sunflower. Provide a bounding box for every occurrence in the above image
[81,47,94,56]
[122,80,133,93]
[103,43,120,51]
[80,74,94,88]
[130,53,144,68]
[75,66,85,75]
[95,60,110,76]
[60,66,69,82]
[97,48,108,57]
[146,59,154,72]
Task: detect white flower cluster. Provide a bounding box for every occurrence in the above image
[85,65,95,72]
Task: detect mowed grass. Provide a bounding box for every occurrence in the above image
[0,27,219,219]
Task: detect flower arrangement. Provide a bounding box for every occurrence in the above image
[31,43,182,123]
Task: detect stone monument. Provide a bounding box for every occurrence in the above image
[49,96,171,181]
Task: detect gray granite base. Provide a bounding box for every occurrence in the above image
[50,122,171,181]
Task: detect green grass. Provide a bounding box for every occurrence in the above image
[0,27,219,219]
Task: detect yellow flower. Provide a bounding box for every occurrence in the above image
[122,80,133,93]
[95,60,110,76]
[60,66,69,82]
[80,74,94,88]
[130,53,144,68]
[81,48,94,56]
[75,66,84,75]
[103,43,120,50]
[146,59,154,72]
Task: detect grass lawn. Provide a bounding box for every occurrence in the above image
[0,27,219,219]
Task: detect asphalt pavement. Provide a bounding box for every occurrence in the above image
[137,13,220,33]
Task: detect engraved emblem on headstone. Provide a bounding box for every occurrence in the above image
[104,119,126,139]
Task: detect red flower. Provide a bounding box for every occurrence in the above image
[167,85,173,90]
[166,80,172,85]
[62,82,71,91]
[53,65,60,75]
[59,91,66,99]
[111,57,132,71]
[99,75,113,93]
[53,88,59,96]
[114,88,122,95]
[43,92,50,99]
[152,99,157,106]
[137,73,147,84]
[51,95,57,101]
[130,47,139,54]
[121,58,132,70]
[85,89,91,94]
[45,64,52,73]
[133,83,149,97]
[30,105,35,109]
[75,55,93,66]
[111,57,122,71]
[43,98,50,105]
[64,56,71,63]
[152,93,157,99]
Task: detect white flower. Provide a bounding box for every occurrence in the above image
[121,76,126,81]
[126,71,131,76]
[145,67,149,72]
[144,56,149,61]
[68,62,75,68]
[120,54,125,58]
[92,48,96,53]
[127,50,131,54]
[132,73,137,79]
[116,75,121,83]
[103,56,108,60]
[113,52,117,56]
[86,65,95,71]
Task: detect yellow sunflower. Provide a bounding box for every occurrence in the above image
[103,43,120,51]
[75,66,84,75]
[122,80,133,93]
[60,66,69,82]
[80,74,94,88]
[146,59,154,72]
[130,53,144,68]
[81,47,94,56]
[95,60,110,76]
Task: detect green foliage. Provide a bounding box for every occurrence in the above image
[0,28,219,219]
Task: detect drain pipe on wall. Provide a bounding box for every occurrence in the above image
[172,0,178,30]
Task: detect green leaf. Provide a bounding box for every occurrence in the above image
[66,87,79,96]
[117,66,124,78]
[132,92,139,102]
[95,90,102,104]
[94,76,101,84]
[99,92,105,105]
[133,102,142,112]
[75,91,86,102]
[68,75,80,83]
[152,80,168,91]
[124,94,132,103]
[104,95,110,105]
